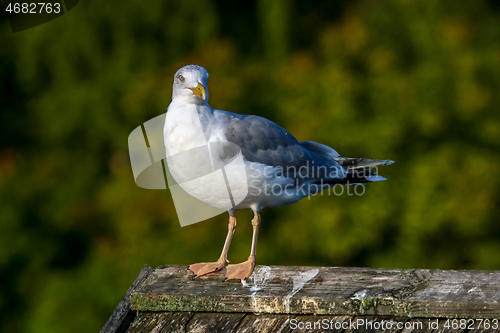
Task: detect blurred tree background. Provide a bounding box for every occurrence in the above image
[1,0,500,331]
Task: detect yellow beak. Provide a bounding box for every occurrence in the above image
[188,82,206,100]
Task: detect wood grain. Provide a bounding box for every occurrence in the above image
[130,265,500,319]
[125,312,500,333]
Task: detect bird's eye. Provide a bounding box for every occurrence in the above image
[178,75,184,81]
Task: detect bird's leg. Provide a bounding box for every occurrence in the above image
[189,216,237,278]
[226,211,260,281]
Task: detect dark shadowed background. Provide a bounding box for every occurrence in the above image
[1,0,500,332]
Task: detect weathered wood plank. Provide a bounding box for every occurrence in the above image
[185,312,246,332]
[158,312,194,333]
[430,318,499,333]
[343,316,411,333]
[101,265,154,333]
[433,318,467,333]
[125,311,194,333]
[399,318,434,333]
[125,312,173,333]
[130,265,500,319]
[234,314,294,333]
[124,312,497,333]
[288,315,352,333]
[467,322,500,333]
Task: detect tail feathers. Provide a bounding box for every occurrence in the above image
[301,141,340,159]
[314,169,386,185]
[300,140,394,185]
[364,175,387,182]
[300,141,394,171]
[312,158,393,186]
[334,157,394,170]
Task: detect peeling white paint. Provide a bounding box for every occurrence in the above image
[350,289,370,313]
[250,286,263,292]
[284,268,319,313]
[241,266,274,313]
[351,289,368,300]
[251,266,272,290]
[466,286,486,298]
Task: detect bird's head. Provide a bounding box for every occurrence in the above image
[172,65,209,104]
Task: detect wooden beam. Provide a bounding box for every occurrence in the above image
[126,312,499,333]
[130,265,500,319]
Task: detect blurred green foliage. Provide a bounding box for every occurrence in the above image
[1,0,500,332]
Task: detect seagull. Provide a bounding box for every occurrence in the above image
[163,65,394,281]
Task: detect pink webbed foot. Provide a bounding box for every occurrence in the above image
[189,258,226,278]
[225,257,256,281]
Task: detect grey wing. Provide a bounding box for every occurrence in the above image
[213,110,343,182]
